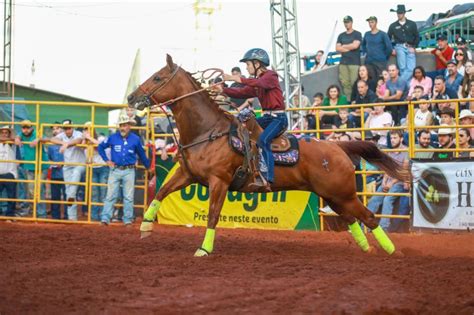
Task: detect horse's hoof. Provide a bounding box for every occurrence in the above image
[194,248,210,257]
[366,246,377,255]
[140,231,152,239]
[391,250,405,258]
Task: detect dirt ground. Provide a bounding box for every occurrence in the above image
[1,222,473,314]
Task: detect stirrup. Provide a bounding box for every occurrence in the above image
[248,176,272,192]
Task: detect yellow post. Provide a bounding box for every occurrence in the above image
[33,103,41,220]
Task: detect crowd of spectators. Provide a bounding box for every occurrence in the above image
[300,5,474,231]
[0,109,151,223]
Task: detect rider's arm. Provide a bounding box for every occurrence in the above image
[223,85,257,99]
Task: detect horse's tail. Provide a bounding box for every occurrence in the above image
[336,141,410,182]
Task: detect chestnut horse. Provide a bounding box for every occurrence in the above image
[128,55,408,257]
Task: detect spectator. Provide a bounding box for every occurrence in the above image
[408,66,432,99]
[410,85,425,101]
[336,15,362,101]
[362,16,392,80]
[462,81,474,112]
[445,60,464,94]
[228,67,252,109]
[382,64,408,125]
[306,92,323,131]
[125,107,142,136]
[333,107,358,139]
[388,5,419,83]
[364,104,393,147]
[376,75,387,99]
[311,50,327,72]
[350,65,376,101]
[414,95,434,127]
[47,123,66,220]
[98,115,152,226]
[427,32,454,81]
[458,60,473,98]
[367,129,409,230]
[414,129,434,159]
[0,125,17,218]
[432,76,458,112]
[459,109,474,138]
[453,36,472,60]
[352,79,378,128]
[82,122,109,221]
[14,120,48,218]
[434,125,456,160]
[453,47,468,76]
[50,119,86,221]
[439,107,455,126]
[319,85,349,125]
[458,128,473,158]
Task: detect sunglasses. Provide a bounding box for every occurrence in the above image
[456,53,464,56]
[21,126,32,129]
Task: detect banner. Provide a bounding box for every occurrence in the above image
[412,160,474,230]
[155,158,320,230]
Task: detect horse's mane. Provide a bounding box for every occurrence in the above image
[184,70,234,123]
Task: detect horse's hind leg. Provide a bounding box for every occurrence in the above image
[330,197,395,255]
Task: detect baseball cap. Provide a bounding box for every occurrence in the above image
[436,33,448,41]
[366,16,377,22]
[446,59,457,66]
[62,119,73,127]
[456,37,467,45]
[343,15,353,22]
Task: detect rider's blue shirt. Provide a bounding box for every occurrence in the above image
[98,131,150,169]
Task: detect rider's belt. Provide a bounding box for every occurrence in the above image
[115,165,135,170]
[263,110,285,115]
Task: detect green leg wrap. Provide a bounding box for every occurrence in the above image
[201,228,215,253]
[144,199,161,222]
[372,226,395,255]
[348,222,370,252]
[140,200,161,233]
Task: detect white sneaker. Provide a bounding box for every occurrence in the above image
[319,205,335,214]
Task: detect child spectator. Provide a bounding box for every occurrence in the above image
[440,107,455,126]
[414,95,434,127]
[306,92,323,131]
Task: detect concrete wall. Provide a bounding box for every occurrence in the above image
[301,51,437,100]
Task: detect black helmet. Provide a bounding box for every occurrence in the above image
[239,48,270,66]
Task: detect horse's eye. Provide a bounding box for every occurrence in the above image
[154,75,161,82]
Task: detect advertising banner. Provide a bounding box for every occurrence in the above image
[155,159,320,230]
[412,160,474,230]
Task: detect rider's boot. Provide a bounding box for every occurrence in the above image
[248,173,272,192]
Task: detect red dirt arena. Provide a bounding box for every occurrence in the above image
[1,222,473,314]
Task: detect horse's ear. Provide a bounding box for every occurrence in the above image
[166,54,175,71]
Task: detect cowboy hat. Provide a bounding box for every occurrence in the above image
[390,4,412,13]
[0,125,12,131]
[117,115,136,126]
[459,109,473,120]
[437,124,455,135]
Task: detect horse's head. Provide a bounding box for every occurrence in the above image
[127,54,181,110]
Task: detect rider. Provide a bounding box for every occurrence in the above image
[221,48,288,189]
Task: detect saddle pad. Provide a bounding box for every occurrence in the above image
[229,124,299,166]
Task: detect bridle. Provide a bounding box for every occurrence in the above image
[137,66,225,110]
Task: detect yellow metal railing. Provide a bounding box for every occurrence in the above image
[0,100,151,223]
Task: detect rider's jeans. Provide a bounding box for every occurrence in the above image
[256,113,288,183]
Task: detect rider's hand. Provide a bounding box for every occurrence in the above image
[222,73,235,82]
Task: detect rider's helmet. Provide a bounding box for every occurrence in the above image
[239,48,270,66]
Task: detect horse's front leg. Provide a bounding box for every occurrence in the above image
[194,177,230,257]
[140,166,194,238]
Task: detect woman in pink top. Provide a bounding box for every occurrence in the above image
[408,66,432,99]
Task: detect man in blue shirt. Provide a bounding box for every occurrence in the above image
[382,64,408,125]
[98,115,151,226]
[445,60,463,93]
[47,123,66,220]
[362,16,392,81]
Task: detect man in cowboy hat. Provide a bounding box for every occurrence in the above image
[98,114,151,227]
[50,119,87,221]
[459,109,474,138]
[387,4,419,83]
[434,124,456,160]
[0,125,18,218]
